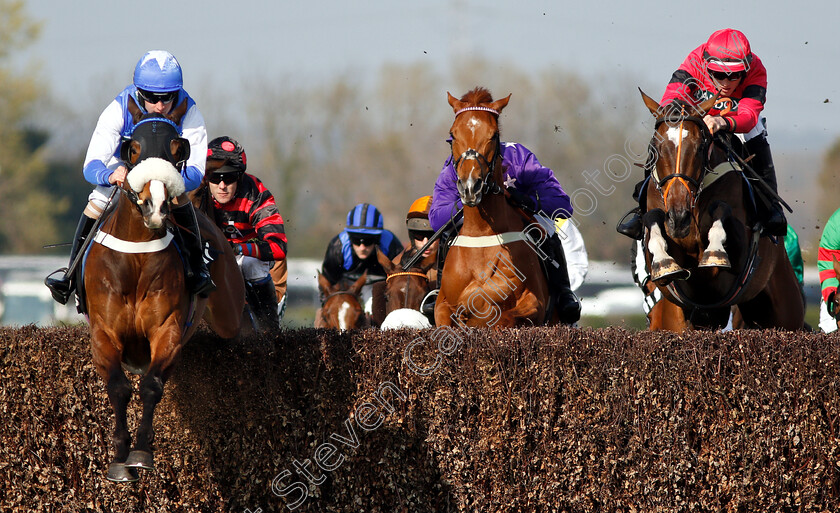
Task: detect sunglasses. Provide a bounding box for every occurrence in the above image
[709,70,744,82]
[410,230,434,242]
[349,235,379,247]
[138,88,178,104]
[207,172,242,185]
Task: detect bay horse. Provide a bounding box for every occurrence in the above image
[85,111,243,483]
[376,247,434,329]
[434,88,553,328]
[638,90,803,330]
[316,272,367,330]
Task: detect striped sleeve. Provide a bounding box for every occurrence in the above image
[818,209,840,302]
[244,183,287,261]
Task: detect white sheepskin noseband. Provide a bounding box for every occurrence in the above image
[127,157,186,199]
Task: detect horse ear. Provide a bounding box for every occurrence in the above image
[351,271,368,295]
[128,95,144,124]
[317,272,332,294]
[447,92,465,112]
[170,137,191,164]
[166,98,188,126]
[696,94,719,117]
[376,247,397,274]
[489,94,511,113]
[639,88,661,117]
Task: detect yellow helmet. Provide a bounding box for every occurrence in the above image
[406,195,432,232]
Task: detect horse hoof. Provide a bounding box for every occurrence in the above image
[699,251,731,269]
[651,260,689,281]
[106,463,140,483]
[125,450,154,471]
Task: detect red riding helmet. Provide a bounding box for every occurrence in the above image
[703,28,752,73]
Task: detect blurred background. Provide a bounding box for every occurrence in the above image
[2,0,838,328]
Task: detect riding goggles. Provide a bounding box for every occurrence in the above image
[207,171,243,185]
[709,70,744,82]
[137,88,178,105]
[349,234,380,246]
[409,230,434,242]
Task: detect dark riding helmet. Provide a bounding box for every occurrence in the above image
[206,136,247,176]
[703,28,752,73]
[406,195,433,240]
[346,203,384,236]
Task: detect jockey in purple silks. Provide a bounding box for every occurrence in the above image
[429,137,581,324]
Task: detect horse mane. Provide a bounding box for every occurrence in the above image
[460,87,494,106]
[127,157,186,198]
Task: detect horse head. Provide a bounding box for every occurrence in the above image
[447,87,511,207]
[378,247,432,314]
[640,90,718,239]
[317,271,367,331]
[120,114,188,230]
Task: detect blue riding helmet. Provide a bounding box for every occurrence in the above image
[133,50,183,93]
[346,203,384,236]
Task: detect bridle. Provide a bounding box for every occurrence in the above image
[649,112,713,210]
[386,270,430,310]
[451,107,504,198]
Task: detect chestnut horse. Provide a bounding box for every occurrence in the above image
[376,248,434,329]
[434,88,553,328]
[638,90,803,330]
[316,272,367,330]
[84,112,243,483]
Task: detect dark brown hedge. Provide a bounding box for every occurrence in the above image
[2,324,840,512]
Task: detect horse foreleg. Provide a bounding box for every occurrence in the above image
[699,219,731,268]
[126,328,182,472]
[125,371,164,471]
[647,223,688,282]
[434,291,454,326]
[506,291,542,327]
[91,329,138,483]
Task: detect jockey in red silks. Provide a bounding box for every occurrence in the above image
[46,50,215,305]
[618,28,787,239]
[428,134,581,324]
[203,136,288,328]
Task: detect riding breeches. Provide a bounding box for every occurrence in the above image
[237,255,272,282]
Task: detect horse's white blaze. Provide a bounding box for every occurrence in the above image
[647,224,670,264]
[147,180,167,229]
[666,127,689,146]
[468,117,480,135]
[338,300,351,331]
[706,219,727,253]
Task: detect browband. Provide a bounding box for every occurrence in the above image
[454,106,500,117]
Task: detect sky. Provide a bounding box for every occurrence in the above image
[17,0,840,153]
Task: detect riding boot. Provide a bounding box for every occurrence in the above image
[616,178,647,240]
[172,202,216,297]
[246,276,280,330]
[543,234,582,325]
[45,213,96,305]
[745,135,787,237]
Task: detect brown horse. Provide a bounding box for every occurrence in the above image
[316,272,367,330]
[84,114,242,483]
[376,247,434,329]
[434,88,553,328]
[639,90,803,330]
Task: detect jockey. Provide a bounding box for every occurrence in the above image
[45,50,215,304]
[428,138,582,324]
[405,195,439,281]
[202,136,288,328]
[618,28,787,239]
[321,203,404,288]
[403,195,441,320]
